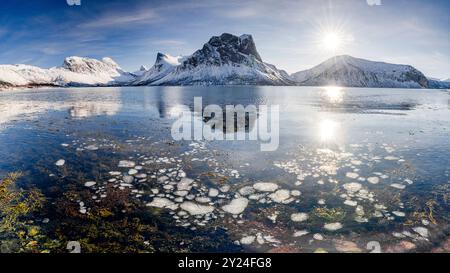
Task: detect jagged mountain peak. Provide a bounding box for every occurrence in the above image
[205,33,262,62]
[132,52,184,85]
[132,65,149,77]
[142,33,291,85]
[155,52,183,67]
[180,33,263,69]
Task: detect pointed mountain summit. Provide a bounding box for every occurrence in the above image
[134,53,185,85]
[135,33,292,86]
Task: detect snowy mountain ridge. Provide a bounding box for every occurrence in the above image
[290,55,429,88]
[0,33,448,89]
[0,56,135,88]
[133,53,186,85]
[135,33,293,86]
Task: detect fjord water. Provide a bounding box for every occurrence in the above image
[0,86,449,253]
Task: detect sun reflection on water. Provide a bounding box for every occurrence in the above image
[168,104,188,118]
[322,86,344,104]
[318,118,340,142]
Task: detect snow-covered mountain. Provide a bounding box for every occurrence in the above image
[133,53,185,85]
[428,78,450,89]
[1,37,448,90]
[291,55,429,88]
[0,56,135,88]
[135,33,293,86]
[132,65,149,77]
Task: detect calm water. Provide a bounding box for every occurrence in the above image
[0,86,449,253]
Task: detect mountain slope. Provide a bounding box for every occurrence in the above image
[136,33,293,86]
[134,53,185,85]
[428,78,450,89]
[0,56,135,88]
[132,65,149,77]
[291,55,429,88]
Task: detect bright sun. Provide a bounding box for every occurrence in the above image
[321,31,343,52]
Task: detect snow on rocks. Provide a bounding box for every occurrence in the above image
[85,145,99,151]
[344,200,358,207]
[239,186,255,196]
[84,181,96,187]
[174,190,189,197]
[390,183,406,190]
[412,227,429,239]
[290,213,309,222]
[222,198,249,215]
[48,135,434,249]
[404,179,414,185]
[291,190,301,197]
[324,222,343,231]
[351,160,362,166]
[343,182,362,193]
[79,201,87,214]
[180,201,214,215]
[346,172,359,179]
[195,197,211,203]
[267,211,279,223]
[177,178,194,191]
[313,234,324,241]
[219,185,230,193]
[268,189,291,203]
[123,175,134,183]
[333,240,362,253]
[384,156,399,161]
[253,182,278,192]
[392,211,406,217]
[293,230,309,237]
[208,188,219,197]
[55,159,65,166]
[240,236,256,245]
[367,177,380,184]
[135,173,147,179]
[146,197,178,210]
[118,160,135,168]
[128,169,138,175]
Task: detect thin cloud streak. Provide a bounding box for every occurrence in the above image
[79,9,159,29]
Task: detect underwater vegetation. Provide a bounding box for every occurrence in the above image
[0,172,47,253]
[313,207,346,222]
[0,173,239,253]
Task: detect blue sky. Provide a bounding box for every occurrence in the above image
[0,0,449,78]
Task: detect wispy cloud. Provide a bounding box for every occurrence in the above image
[219,6,259,18]
[79,9,159,29]
[150,40,186,46]
[1,0,448,77]
[40,46,63,55]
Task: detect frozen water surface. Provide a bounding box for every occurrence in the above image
[0,86,449,253]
